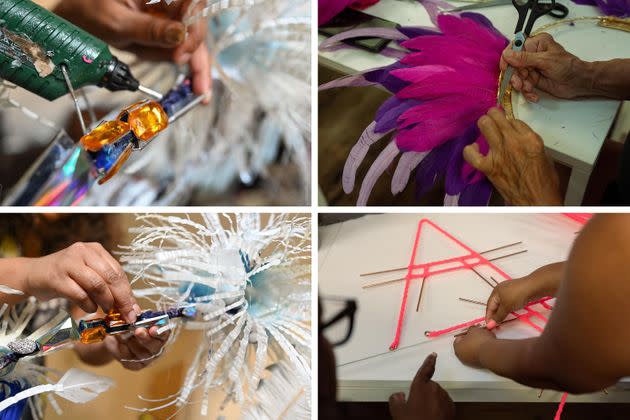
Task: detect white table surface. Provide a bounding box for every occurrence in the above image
[319,213,630,403]
[319,1,630,205]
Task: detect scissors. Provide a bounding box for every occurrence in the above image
[497,0,567,106]
[449,0,569,18]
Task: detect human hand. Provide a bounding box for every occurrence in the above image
[25,242,140,323]
[54,0,211,97]
[389,353,455,420]
[463,108,562,206]
[453,327,496,369]
[485,278,539,328]
[501,33,590,102]
[102,325,170,371]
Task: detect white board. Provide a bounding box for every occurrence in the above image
[319,213,630,403]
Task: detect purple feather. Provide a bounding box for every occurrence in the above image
[458,177,493,206]
[374,96,423,134]
[364,62,413,93]
[571,0,630,17]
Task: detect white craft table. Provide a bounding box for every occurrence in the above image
[319,214,630,404]
[319,2,630,205]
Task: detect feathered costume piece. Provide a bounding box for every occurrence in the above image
[0,298,112,419]
[320,0,507,205]
[319,0,381,25]
[571,0,630,16]
[119,213,311,416]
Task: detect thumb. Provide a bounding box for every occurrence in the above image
[503,49,545,70]
[487,292,511,325]
[463,143,489,174]
[118,9,186,48]
[388,392,406,419]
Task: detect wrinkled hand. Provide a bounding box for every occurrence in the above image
[463,108,562,206]
[103,325,170,371]
[54,0,211,97]
[501,33,590,102]
[25,242,140,323]
[389,353,455,420]
[454,327,496,369]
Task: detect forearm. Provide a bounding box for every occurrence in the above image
[478,337,565,391]
[0,258,32,304]
[582,59,630,100]
[527,262,564,298]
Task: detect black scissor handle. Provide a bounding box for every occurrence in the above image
[524,0,557,35]
[549,3,569,19]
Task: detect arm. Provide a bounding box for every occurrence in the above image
[586,59,630,100]
[0,258,33,304]
[501,33,630,102]
[457,214,630,393]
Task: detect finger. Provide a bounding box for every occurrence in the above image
[411,352,437,387]
[68,265,115,314]
[174,22,207,62]
[487,108,513,135]
[477,114,502,149]
[511,118,533,135]
[86,243,138,324]
[117,8,186,48]
[134,328,165,354]
[510,72,523,91]
[148,325,170,342]
[485,291,501,324]
[116,340,145,371]
[523,91,540,103]
[189,42,212,99]
[522,78,535,94]
[124,336,154,362]
[388,392,406,420]
[62,278,98,314]
[502,48,546,70]
[462,143,490,174]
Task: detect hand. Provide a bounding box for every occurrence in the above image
[389,353,455,420]
[485,278,538,328]
[501,33,590,102]
[463,108,562,206]
[54,0,211,97]
[25,242,140,323]
[454,327,496,369]
[103,325,170,371]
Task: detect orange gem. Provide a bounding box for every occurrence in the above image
[80,120,130,152]
[127,101,168,141]
[80,326,107,344]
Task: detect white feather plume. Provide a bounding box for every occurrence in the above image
[119,213,311,416]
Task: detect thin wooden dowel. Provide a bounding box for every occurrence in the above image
[360,241,523,277]
[362,249,528,290]
[416,277,426,312]
[458,297,486,306]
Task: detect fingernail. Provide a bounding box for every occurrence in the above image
[165,23,185,45]
[133,304,142,315]
[430,352,437,358]
[395,392,404,401]
[127,311,137,324]
[487,320,497,330]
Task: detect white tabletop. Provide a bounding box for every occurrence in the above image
[319,1,629,174]
[319,213,630,402]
